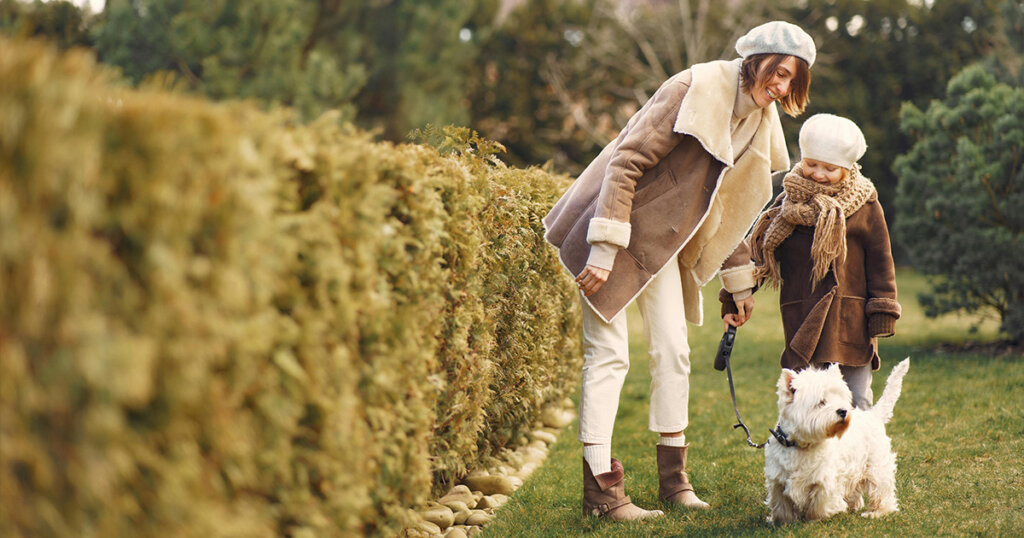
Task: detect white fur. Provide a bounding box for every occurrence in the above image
[764,359,910,523]
[586,217,631,248]
[718,262,757,293]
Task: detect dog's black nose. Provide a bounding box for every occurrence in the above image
[837,408,847,419]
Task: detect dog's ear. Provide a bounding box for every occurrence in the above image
[827,362,842,375]
[777,369,797,401]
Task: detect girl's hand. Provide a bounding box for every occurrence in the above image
[723,313,743,329]
[724,295,755,328]
[576,265,610,296]
[735,295,755,323]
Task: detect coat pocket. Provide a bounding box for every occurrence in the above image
[631,166,676,212]
[838,296,868,345]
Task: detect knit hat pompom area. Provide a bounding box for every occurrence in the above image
[798,113,867,169]
[735,21,816,68]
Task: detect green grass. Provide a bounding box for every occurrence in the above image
[484,268,1024,536]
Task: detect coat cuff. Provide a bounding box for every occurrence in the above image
[868,313,897,338]
[866,297,902,318]
[732,289,752,302]
[586,242,618,271]
[719,287,739,317]
[587,217,631,249]
[718,262,756,293]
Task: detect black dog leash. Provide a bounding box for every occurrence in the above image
[714,325,769,449]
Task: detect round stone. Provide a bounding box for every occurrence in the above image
[529,430,558,444]
[541,407,574,429]
[453,509,472,525]
[465,510,493,526]
[441,500,470,514]
[522,446,547,463]
[409,520,441,536]
[420,505,454,530]
[464,475,515,496]
[444,527,468,538]
[517,461,539,479]
[438,487,477,509]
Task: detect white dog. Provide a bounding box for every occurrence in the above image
[764,359,910,523]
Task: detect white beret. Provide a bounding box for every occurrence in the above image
[799,114,867,169]
[735,20,816,68]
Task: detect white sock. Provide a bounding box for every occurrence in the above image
[658,434,687,447]
[583,444,611,476]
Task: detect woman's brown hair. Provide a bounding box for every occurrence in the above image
[739,53,811,117]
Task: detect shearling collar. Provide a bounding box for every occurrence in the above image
[673,59,790,171]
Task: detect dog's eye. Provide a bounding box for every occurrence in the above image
[817,399,826,407]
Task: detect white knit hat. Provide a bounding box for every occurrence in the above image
[799,114,867,169]
[735,21,816,68]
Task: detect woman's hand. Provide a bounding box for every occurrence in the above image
[723,295,755,329]
[576,265,610,296]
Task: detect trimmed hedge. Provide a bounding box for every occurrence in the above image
[0,39,582,537]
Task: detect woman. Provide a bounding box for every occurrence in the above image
[543,21,816,520]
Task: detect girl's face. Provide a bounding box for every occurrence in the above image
[752,55,800,108]
[802,158,849,185]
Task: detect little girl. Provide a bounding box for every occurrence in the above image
[722,113,901,409]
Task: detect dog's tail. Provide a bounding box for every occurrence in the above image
[872,358,910,424]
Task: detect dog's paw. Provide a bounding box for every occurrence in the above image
[766,511,799,525]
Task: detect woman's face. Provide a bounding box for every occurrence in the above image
[752,55,800,108]
[801,158,849,185]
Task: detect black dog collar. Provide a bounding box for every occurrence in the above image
[770,425,797,448]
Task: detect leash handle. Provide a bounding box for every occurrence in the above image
[713,325,736,371]
[718,326,768,449]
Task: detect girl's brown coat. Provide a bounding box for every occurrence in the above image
[723,193,901,370]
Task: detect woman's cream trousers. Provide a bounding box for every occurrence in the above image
[577,261,691,444]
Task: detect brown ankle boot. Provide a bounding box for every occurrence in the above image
[582,458,664,520]
[657,444,710,509]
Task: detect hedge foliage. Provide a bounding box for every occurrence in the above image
[0,39,582,537]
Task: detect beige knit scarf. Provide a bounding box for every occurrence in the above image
[752,162,876,287]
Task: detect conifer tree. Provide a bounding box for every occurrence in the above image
[893,65,1024,343]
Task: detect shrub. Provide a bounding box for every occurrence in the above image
[0,39,581,537]
[893,65,1024,343]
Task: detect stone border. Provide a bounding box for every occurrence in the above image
[403,401,576,537]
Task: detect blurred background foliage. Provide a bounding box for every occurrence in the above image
[2,0,1018,206]
[2,0,1021,325]
[0,0,1015,163]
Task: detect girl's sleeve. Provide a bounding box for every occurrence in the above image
[863,201,901,337]
[719,238,756,296]
[718,237,756,314]
[718,196,782,317]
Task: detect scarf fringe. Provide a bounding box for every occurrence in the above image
[754,163,875,288]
